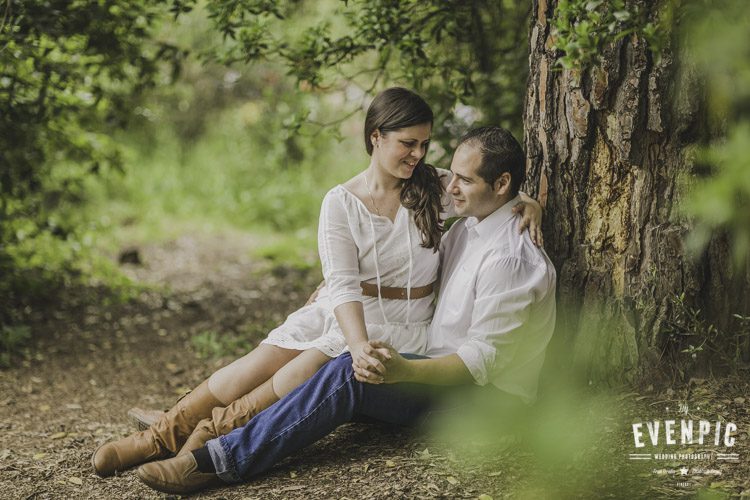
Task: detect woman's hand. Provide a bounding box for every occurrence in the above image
[363,341,410,384]
[350,341,390,383]
[353,341,412,384]
[512,193,544,247]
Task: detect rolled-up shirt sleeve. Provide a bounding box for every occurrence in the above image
[318,191,362,309]
[456,255,549,386]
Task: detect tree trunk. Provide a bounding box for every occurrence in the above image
[523,0,750,384]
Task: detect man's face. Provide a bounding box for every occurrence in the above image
[447,143,505,221]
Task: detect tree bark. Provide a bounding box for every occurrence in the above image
[523,0,750,383]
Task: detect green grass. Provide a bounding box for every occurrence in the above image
[84,101,365,265]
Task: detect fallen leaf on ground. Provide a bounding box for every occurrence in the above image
[33,453,47,460]
[166,362,183,374]
[385,460,396,467]
[50,432,67,440]
[446,476,458,485]
[68,477,83,485]
[65,403,82,410]
[478,495,493,500]
[289,471,297,478]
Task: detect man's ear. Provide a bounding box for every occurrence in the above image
[494,172,512,196]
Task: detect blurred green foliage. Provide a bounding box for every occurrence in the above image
[429,365,655,497]
[84,3,364,261]
[0,0,178,326]
[0,324,30,367]
[679,0,750,269]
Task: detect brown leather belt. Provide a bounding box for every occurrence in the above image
[360,281,435,300]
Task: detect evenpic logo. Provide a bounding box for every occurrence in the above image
[632,419,738,448]
[628,402,740,484]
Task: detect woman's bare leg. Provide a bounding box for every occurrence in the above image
[207,343,302,405]
[270,348,332,398]
[176,348,333,454]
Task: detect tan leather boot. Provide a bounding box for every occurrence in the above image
[178,379,279,455]
[128,407,165,431]
[92,380,224,477]
[137,453,221,494]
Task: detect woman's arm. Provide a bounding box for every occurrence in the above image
[334,302,388,377]
[512,192,544,247]
[318,190,387,375]
[436,167,457,219]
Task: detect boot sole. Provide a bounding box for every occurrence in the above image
[136,465,221,495]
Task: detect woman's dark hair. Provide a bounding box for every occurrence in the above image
[364,87,443,251]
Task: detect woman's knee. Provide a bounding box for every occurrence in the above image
[209,345,302,402]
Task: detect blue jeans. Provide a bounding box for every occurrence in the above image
[206,353,438,483]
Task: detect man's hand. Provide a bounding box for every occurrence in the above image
[350,341,390,382]
[353,341,412,384]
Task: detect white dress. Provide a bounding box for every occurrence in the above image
[262,170,454,357]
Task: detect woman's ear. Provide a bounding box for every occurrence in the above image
[370,130,381,148]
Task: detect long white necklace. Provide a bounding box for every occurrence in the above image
[364,172,382,217]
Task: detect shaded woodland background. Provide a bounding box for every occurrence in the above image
[2,0,748,382]
[1,0,749,498]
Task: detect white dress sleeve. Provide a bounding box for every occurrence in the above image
[436,167,457,218]
[318,189,363,310]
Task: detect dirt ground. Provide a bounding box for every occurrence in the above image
[1,231,748,499]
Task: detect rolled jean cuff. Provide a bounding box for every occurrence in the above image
[207,436,242,483]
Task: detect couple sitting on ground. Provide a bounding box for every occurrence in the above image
[91,87,557,495]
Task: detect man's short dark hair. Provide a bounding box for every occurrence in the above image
[457,126,526,196]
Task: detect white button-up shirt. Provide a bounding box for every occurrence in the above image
[425,196,557,403]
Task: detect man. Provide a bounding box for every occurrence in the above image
[136,126,557,494]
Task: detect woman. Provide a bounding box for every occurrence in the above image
[91,87,542,477]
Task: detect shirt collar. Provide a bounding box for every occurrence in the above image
[464,195,521,240]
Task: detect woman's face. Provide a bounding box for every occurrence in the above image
[371,123,432,180]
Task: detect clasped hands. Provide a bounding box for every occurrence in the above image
[350,340,407,384]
